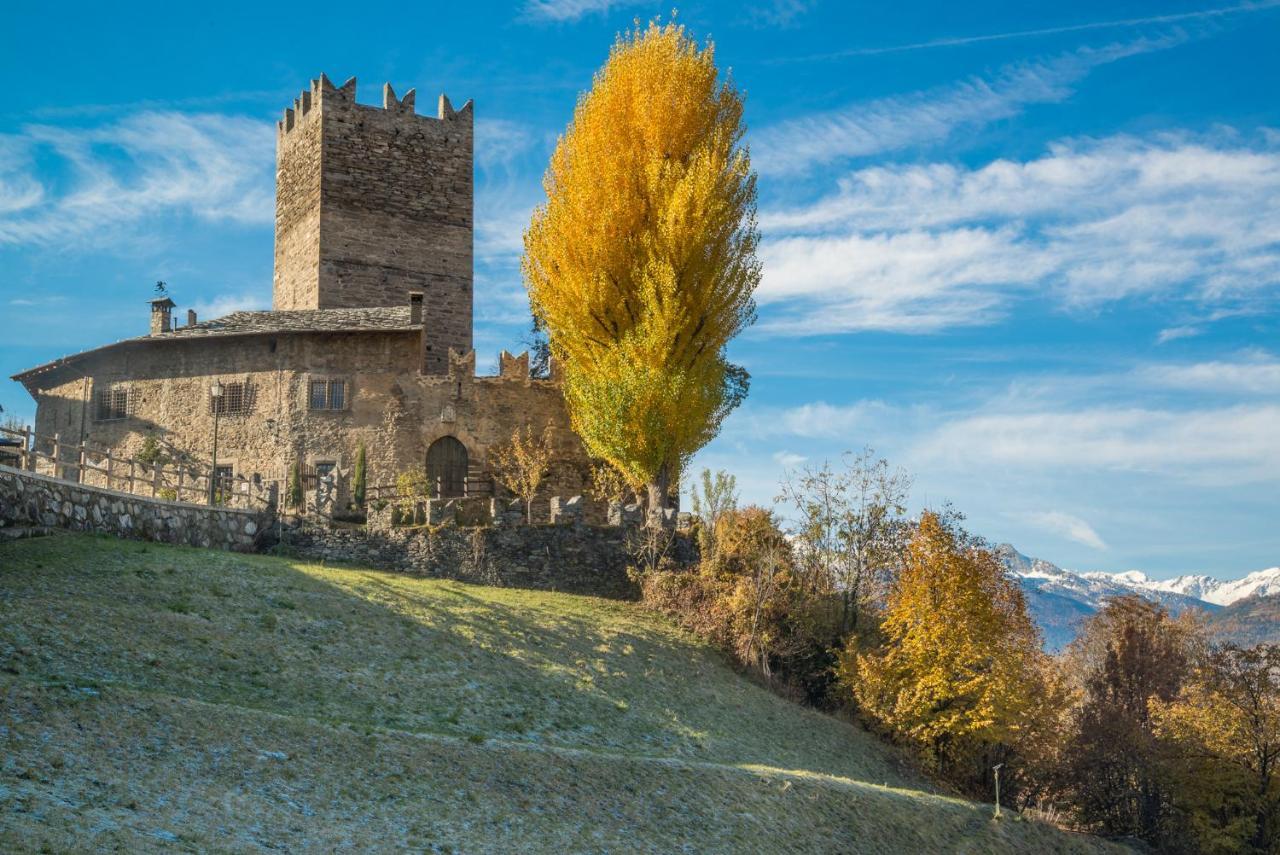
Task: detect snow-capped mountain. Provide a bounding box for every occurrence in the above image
[1081,567,1280,606]
[995,545,1228,651]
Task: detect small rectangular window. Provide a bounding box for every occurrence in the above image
[95,384,130,421]
[211,381,252,416]
[308,378,347,411]
[315,461,335,480]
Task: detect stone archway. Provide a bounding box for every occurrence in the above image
[425,435,468,498]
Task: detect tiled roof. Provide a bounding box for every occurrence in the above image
[12,306,418,385]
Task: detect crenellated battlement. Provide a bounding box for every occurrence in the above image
[278,73,472,136]
[273,71,475,314]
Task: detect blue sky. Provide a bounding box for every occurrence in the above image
[2,0,1278,578]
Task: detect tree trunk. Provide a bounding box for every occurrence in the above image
[646,462,671,510]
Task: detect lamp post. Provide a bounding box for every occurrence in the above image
[209,380,223,505]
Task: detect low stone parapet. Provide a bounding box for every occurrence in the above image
[491,498,525,527]
[550,495,584,526]
[0,464,269,552]
[608,501,644,527]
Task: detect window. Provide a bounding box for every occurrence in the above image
[210,381,253,416]
[94,384,130,421]
[314,461,335,480]
[308,378,348,411]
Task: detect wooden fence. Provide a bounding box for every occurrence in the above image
[0,424,278,511]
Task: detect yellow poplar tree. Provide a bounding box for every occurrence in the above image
[844,511,1059,781]
[522,20,759,508]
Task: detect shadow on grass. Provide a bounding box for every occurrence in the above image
[0,533,921,788]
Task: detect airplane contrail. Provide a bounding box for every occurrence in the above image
[773,0,1280,63]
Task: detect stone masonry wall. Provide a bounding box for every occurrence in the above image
[273,73,474,350]
[0,464,268,552]
[28,333,594,518]
[282,522,698,601]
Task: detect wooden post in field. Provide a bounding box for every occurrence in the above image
[993,763,1003,819]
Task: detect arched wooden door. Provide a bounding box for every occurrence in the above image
[426,436,468,498]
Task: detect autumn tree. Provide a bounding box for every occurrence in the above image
[777,449,911,635]
[1058,597,1202,845]
[1153,643,1280,853]
[523,20,759,510]
[689,468,738,562]
[843,511,1060,793]
[490,424,555,523]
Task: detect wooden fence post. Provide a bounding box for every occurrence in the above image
[77,441,87,485]
[152,464,160,498]
[22,425,32,471]
[51,433,61,479]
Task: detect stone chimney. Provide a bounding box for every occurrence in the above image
[187,309,198,326]
[149,297,175,336]
[409,292,423,326]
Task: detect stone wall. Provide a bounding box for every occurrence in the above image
[0,464,268,552]
[281,521,697,601]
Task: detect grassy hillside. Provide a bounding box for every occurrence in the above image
[0,534,1123,853]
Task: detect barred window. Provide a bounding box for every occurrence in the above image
[210,381,253,416]
[94,384,130,421]
[308,378,348,411]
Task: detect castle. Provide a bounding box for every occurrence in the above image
[10,74,592,512]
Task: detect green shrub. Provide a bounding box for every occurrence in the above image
[353,442,367,508]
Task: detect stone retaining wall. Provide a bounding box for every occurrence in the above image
[0,464,269,552]
[282,522,698,600]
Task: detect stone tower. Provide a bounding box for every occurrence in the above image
[272,74,474,359]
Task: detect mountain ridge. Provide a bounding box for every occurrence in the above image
[995,544,1279,651]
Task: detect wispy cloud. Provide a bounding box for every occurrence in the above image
[0,111,274,248]
[752,37,1179,176]
[1156,325,1204,344]
[914,404,1280,486]
[772,450,808,467]
[748,0,816,29]
[757,130,1280,333]
[1137,352,1280,395]
[1014,510,1108,550]
[741,400,896,440]
[780,0,1280,61]
[521,0,626,22]
[191,292,270,320]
